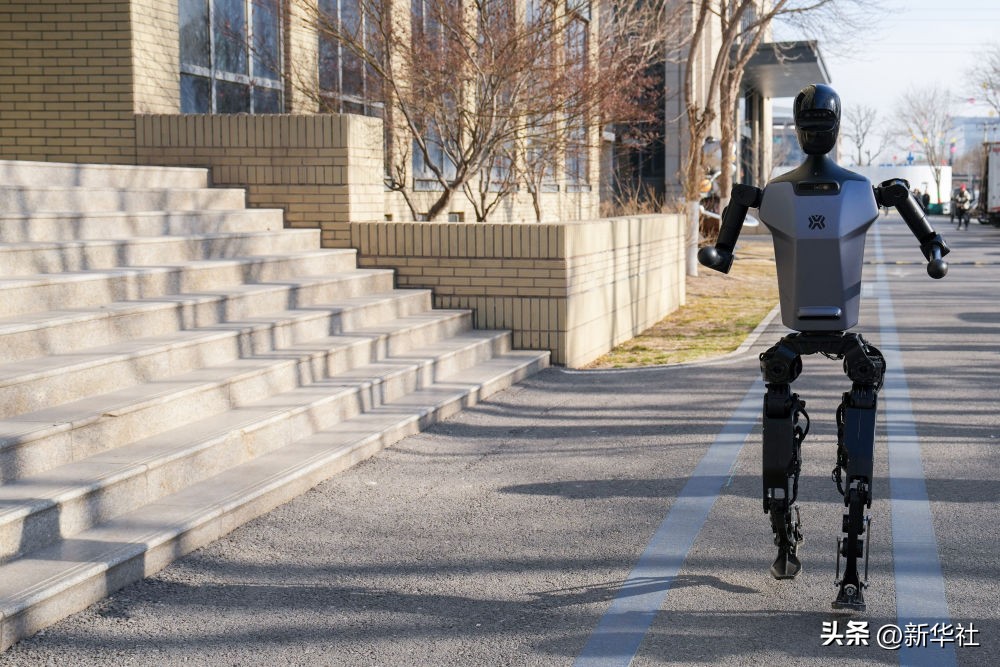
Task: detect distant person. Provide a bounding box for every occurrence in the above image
[955,183,973,230]
[913,188,924,211]
[922,190,931,212]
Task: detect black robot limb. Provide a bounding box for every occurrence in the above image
[697,184,763,274]
[874,179,951,278]
[758,333,884,611]
[831,337,884,611]
[760,340,807,580]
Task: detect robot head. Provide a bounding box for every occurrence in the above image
[793,84,840,155]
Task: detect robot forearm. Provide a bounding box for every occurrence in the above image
[874,179,950,278]
[698,184,763,274]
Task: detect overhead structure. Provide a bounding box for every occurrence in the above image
[740,40,832,186]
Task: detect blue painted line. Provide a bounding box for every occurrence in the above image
[574,379,762,667]
[873,227,955,667]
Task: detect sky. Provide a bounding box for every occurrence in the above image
[771,0,1000,159]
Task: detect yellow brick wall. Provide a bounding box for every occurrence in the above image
[0,0,136,164]
[345,215,685,366]
[135,113,385,234]
[287,0,320,114]
[131,0,179,114]
[0,0,602,229]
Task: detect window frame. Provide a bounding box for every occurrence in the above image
[410,0,457,189]
[564,1,591,191]
[317,0,385,117]
[179,0,285,114]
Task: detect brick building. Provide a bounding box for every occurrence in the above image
[0,0,603,237]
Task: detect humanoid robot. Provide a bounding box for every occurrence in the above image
[698,84,950,611]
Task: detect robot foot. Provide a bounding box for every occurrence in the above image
[770,548,802,580]
[768,503,803,579]
[832,582,866,611]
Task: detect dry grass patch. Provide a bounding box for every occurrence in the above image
[587,238,779,368]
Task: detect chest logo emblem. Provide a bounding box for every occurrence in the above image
[808,214,826,230]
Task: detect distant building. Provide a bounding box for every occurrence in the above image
[948,116,1000,160]
[772,115,805,171]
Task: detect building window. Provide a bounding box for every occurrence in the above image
[317,0,383,117]
[411,0,456,188]
[412,124,457,189]
[179,0,284,114]
[564,2,590,189]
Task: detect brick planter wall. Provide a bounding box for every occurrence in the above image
[135,114,385,243]
[343,215,685,367]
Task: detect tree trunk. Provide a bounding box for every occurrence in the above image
[718,89,735,213]
[426,188,455,221]
[718,133,733,217]
[687,199,701,276]
[530,188,542,222]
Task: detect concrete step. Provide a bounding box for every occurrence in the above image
[0,250,369,319]
[0,185,247,215]
[0,348,547,651]
[0,229,323,276]
[0,309,473,483]
[0,289,437,420]
[0,158,552,653]
[0,329,516,564]
[0,270,404,365]
[0,209,286,243]
[0,160,209,189]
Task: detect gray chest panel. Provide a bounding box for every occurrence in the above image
[758,180,879,332]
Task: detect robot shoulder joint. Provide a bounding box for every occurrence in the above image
[732,184,763,208]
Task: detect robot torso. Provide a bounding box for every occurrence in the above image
[758,156,880,332]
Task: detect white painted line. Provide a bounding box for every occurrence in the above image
[873,227,956,667]
[574,379,762,666]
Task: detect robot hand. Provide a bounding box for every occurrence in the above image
[926,242,948,279]
[875,179,950,279]
[698,184,763,274]
[697,245,733,273]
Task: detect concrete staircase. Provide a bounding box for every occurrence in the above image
[0,159,548,649]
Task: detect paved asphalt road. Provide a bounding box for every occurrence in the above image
[2,214,997,666]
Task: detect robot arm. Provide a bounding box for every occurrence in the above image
[874,179,950,278]
[698,184,764,274]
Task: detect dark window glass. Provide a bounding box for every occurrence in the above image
[253,0,281,80]
[179,0,210,68]
[565,15,589,184]
[565,16,586,71]
[341,0,364,99]
[411,0,423,36]
[181,74,211,113]
[318,0,381,116]
[318,1,340,93]
[413,124,456,181]
[253,87,282,114]
[214,0,248,75]
[566,0,591,21]
[344,100,365,115]
[216,80,250,113]
[180,0,283,113]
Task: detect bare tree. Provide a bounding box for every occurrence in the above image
[896,84,955,204]
[841,104,889,166]
[295,0,681,221]
[463,148,519,222]
[971,42,1000,118]
[519,115,566,222]
[680,0,874,275]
